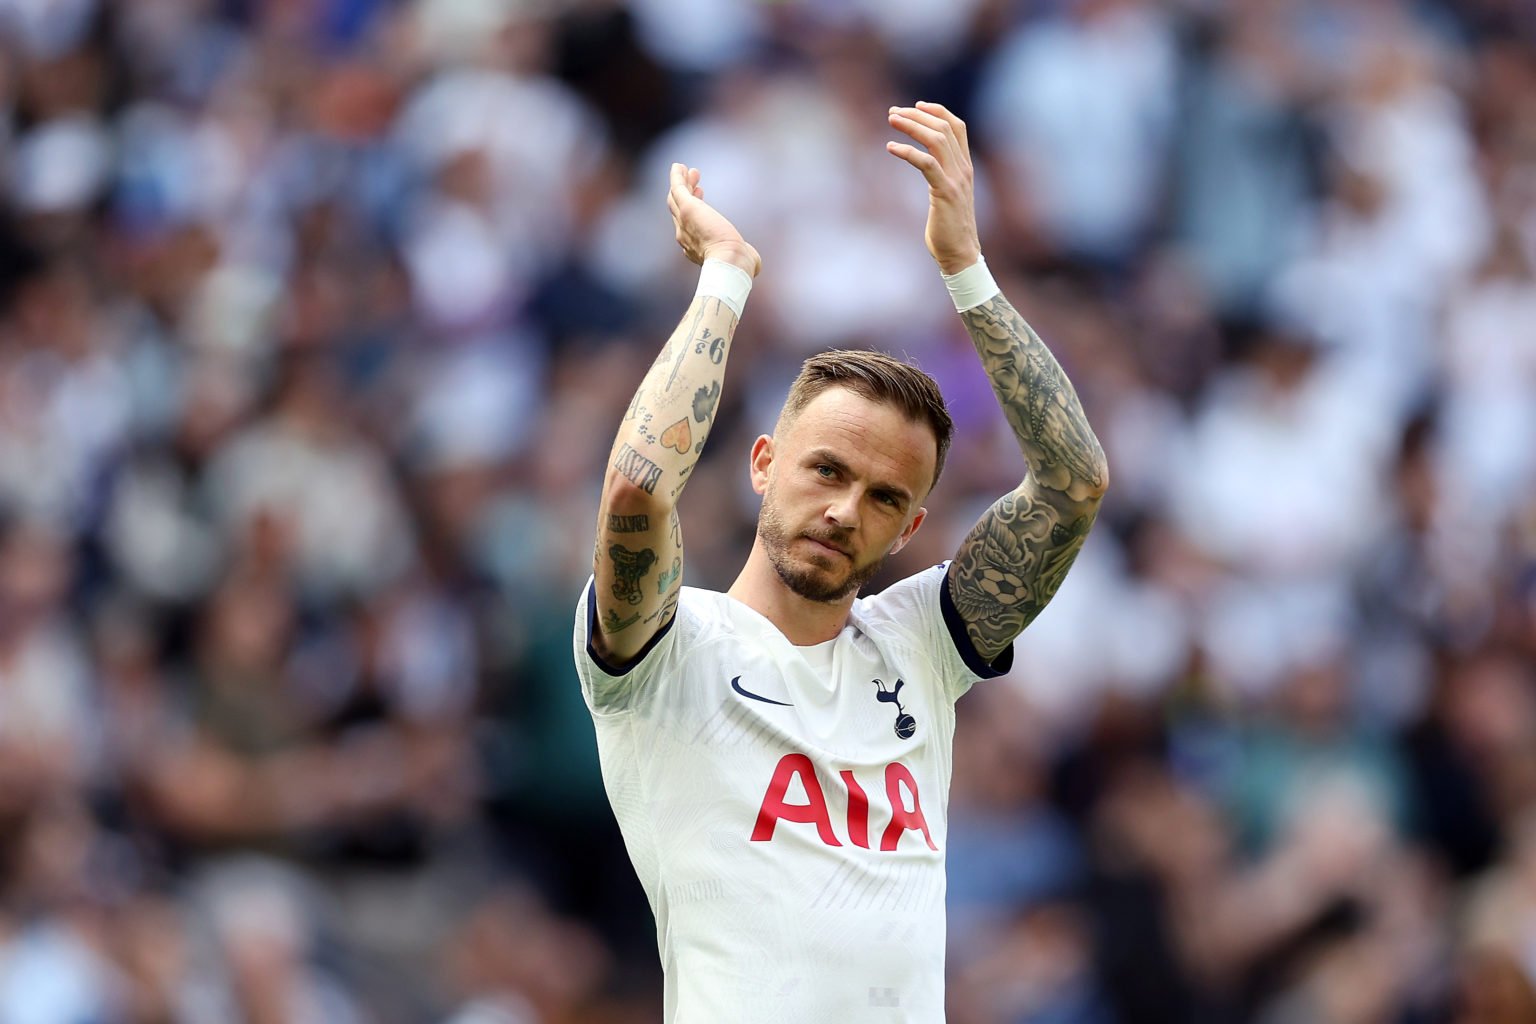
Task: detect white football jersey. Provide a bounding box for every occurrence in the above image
[572,562,1010,1024]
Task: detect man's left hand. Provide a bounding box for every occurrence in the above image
[886,102,981,276]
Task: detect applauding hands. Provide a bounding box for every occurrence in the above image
[885,102,982,276]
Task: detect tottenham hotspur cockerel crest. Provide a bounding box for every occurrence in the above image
[872,678,916,739]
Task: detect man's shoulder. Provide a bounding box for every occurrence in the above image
[847,563,950,644]
[674,583,735,626]
[853,563,949,617]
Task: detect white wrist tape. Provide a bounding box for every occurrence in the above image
[941,255,1000,312]
[695,259,753,320]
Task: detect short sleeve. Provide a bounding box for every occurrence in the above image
[572,577,689,715]
[857,563,1014,701]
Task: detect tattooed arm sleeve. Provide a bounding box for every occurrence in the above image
[591,295,738,664]
[947,294,1109,665]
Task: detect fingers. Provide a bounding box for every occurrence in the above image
[916,100,969,154]
[894,105,950,137]
[668,163,700,197]
[887,104,971,175]
[887,108,953,165]
[885,140,944,187]
[668,163,707,206]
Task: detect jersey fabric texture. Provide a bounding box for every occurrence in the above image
[572,562,1012,1024]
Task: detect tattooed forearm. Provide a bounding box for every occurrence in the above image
[960,296,1107,500]
[612,297,739,506]
[949,293,1107,659]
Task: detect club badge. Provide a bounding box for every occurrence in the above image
[873,678,916,739]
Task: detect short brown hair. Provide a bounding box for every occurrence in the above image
[779,349,954,488]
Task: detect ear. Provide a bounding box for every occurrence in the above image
[890,506,927,555]
[749,434,774,495]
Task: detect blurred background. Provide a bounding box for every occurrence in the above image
[0,0,1533,1020]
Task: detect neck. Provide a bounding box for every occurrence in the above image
[727,536,855,646]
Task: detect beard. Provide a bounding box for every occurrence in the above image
[757,495,889,603]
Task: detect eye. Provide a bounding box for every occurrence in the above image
[815,464,836,479]
[875,492,901,509]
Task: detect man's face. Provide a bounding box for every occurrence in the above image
[751,387,937,603]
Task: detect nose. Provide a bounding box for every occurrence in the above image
[825,490,860,530]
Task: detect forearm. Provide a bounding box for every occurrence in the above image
[958,290,1108,502]
[605,287,739,510]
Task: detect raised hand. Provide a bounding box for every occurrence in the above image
[667,162,762,278]
[885,102,981,275]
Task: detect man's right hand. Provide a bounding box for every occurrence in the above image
[667,163,762,278]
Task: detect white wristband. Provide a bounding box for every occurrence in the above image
[695,259,753,320]
[941,255,1000,312]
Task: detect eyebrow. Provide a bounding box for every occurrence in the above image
[806,449,914,506]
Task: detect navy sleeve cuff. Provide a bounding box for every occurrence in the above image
[940,569,1015,679]
[586,578,678,677]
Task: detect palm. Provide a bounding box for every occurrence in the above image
[668,164,760,276]
[678,197,743,259]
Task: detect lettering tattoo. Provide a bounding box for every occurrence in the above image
[668,463,697,500]
[608,513,650,533]
[949,295,1107,662]
[692,381,720,423]
[692,331,726,365]
[657,557,681,594]
[609,543,657,605]
[614,443,663,495]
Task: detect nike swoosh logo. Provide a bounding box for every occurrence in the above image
[731,676,793,706]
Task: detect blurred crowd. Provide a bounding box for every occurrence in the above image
[0,0,1534,1020]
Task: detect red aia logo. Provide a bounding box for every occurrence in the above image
[750,753,937,851]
